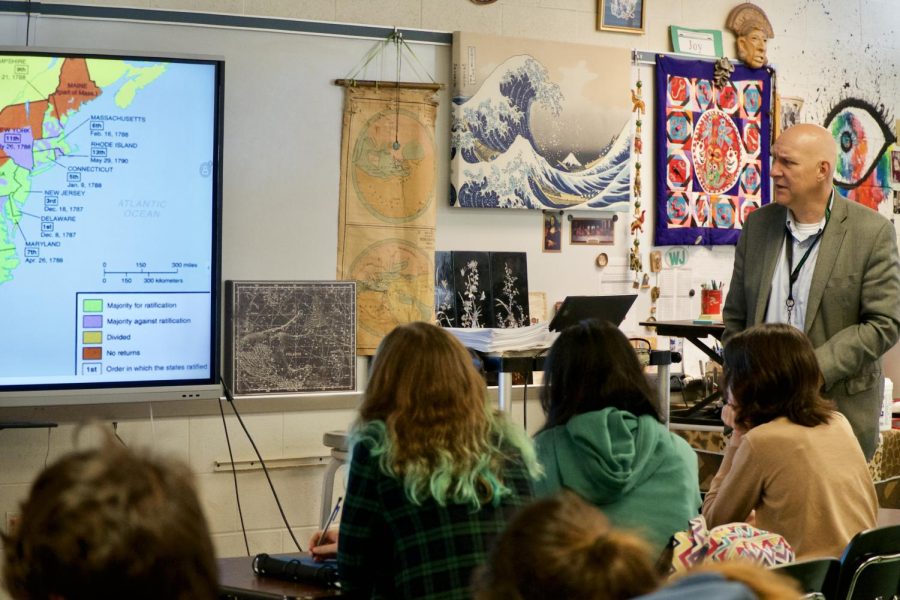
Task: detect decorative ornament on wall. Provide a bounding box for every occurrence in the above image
[725,3,773,69]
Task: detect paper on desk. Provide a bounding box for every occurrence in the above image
[445,322,556,353]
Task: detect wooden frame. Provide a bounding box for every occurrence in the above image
[598,0,645,34]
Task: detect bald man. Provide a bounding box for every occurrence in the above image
[723,124,900,459]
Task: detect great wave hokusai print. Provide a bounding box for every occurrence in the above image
[450,32,633,210]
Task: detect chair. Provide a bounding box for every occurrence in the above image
[771,557,840,599]
[833,524,900,600]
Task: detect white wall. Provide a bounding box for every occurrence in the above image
[1,2,900,593]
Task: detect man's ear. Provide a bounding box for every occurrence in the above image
[817,160,832,182]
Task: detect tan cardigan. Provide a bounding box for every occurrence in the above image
[702,413,877,559]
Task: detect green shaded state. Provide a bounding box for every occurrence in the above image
[0,56,61,109]
[0,160,30,282]
[0,195,20,283]
[83,299,103,312]
[85,58,167,109]
[32,133,73,177]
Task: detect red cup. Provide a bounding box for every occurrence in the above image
[701,289,722,316]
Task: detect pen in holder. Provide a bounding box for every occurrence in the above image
[699,288,723,320]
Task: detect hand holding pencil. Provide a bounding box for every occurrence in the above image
[308,496,342,562]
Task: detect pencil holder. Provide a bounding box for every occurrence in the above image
[700,289,723,317]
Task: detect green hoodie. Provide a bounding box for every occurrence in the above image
[534,406,701,555]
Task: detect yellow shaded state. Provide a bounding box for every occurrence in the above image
[86,59,166,108]
[0,57,62,110]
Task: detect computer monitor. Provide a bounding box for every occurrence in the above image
[549,294,637,332]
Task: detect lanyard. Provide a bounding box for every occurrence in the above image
[784,205,831,324]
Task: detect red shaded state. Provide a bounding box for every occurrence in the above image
[0,99,48,165]
[0,100,47,139]
[49,58,101,120]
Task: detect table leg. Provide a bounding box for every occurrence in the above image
[497,372,513,413]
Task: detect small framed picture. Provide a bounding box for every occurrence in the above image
[891,149,900,185]
[778,95,805,134]
[570,216,615,245]
[543,212,562,252]
[598,0,645,34]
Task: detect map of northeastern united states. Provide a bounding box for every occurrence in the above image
[0,55,216,383]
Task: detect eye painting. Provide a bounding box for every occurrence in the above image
[823,98,896,209]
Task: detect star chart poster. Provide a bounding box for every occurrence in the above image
[655,55,772,246]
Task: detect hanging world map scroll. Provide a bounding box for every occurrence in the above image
[336,85,439,355]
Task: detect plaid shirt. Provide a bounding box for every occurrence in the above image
[337,432,535,599]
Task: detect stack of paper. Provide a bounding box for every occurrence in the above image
[445,323,556,353]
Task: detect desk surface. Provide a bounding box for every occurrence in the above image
[219,554,340,600]
[640,320,726,339]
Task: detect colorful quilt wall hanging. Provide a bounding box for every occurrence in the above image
[655,55,772,246]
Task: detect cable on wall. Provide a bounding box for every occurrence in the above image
[218,392,251,556]
[221,378,305,553]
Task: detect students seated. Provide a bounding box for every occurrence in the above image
[310,321,541,599]
[703,323,878,558]
[474,491,800,600]
[472,490,660,600]
[2,434,218,600]
[533,319,701,555]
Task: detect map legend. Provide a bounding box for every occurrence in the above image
[81,298,103,372]
[75,291,211,381]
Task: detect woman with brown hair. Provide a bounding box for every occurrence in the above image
[310,321,541,599]
[3,435,218,600]
[703,323,878,558]
[473,490,661,600]
[474,491,801,600]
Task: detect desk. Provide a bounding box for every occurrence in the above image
[642,320,726,424]
[640,320,725,364]
[219,554,340,600]
[477,351,546,412]
[477,349,676,416]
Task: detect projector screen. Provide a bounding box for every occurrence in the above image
[0,48,223,406]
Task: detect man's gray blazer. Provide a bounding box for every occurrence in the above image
[723,193,900,459]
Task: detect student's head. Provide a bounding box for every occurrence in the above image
[473,490,660,600]
[2,438,218,600]
[362,320,487,429]
[723,323,833,429]
[360,321,497,475]
[541,319,659,431]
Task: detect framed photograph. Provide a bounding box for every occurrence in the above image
[543,212,562,252]
[891,149,900,186]
[670,26,723,57]
[777,95,805,135]
[598,0,644,34]
[570,216,615,245]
